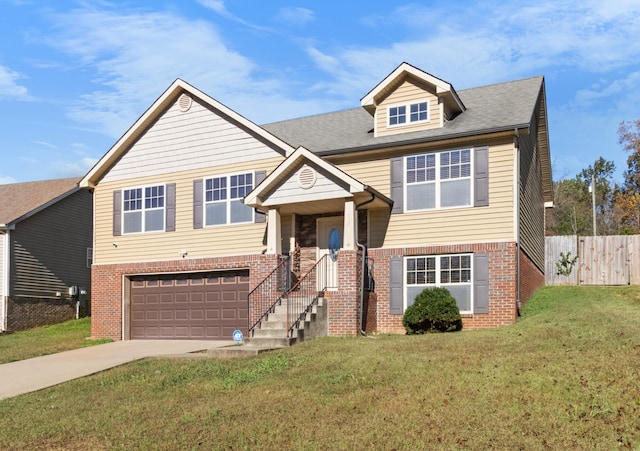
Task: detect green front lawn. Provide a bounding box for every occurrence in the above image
[0,318,109,364]
[0,286,639,449]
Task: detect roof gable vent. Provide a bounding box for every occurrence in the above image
[297,165,317,190]
[178,93,192,112]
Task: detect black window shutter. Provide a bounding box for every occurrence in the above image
[389,256,403,314]
[113,190,122,236]
[474,253,489,313]
[165,183,176,232]
[474,146,489,207]
[390,157,403,214]
[254,170,266,223]
[193,179,203,229]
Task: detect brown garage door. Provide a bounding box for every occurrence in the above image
[130,270,249,340]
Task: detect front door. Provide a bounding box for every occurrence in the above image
[317,216,343,291]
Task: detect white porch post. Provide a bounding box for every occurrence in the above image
[266,208,282,254]
[343,199,356,250]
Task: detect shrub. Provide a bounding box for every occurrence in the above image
[402,287,462,334]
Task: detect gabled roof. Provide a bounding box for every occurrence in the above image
[245,146,392,210]
[80,79,296,188]
[360,62,465,116]
[0,177,81,228]
[263,74,552,203]
[263,75,545,155]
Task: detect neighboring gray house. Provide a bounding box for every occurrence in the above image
[0,178,93,332]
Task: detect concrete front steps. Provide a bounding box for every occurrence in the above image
[208,297,327,358]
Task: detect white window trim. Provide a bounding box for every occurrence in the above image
[387,99,430,128]
[203,171,255,227]
[404,254,474,314]
[403,148,474,212]
[122,184,166,234]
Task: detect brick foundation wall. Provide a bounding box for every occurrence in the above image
[519,249,544,308]
[6,296,80,332]
[363,292,377,334]
[91,254,279,340]
[369,242,519,333]
[325,250,362,336]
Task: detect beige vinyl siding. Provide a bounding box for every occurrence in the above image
[519,128,545,270]
[338,142,516,247]
[376,80,441,137]
[102,96,285,183]
[94,158,282,265]
[11,191,93,298]
[263,165,351,206]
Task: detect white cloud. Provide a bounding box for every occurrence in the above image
[0,65,30,99]
[313,0,640,93]
[574,72,640,107]
[196,0,226,15]
[33,140,58,149]
[0,176,17,185]
[52,157,99,178]
[196,0,272,32]
[46,7,258,137]
[277,7,315,26]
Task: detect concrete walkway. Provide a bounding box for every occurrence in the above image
[0,340,233,401]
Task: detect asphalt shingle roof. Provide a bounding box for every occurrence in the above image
[262,76,543,155]
[0,177,81,226]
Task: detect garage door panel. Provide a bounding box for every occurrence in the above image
[130,270,249,340]
[175,309,189,320]
[191,292,205,303]
[160,310,174,320]
[190,309,204,320]
[206,292,221,303]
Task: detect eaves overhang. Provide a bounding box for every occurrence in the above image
[316,124,531,159]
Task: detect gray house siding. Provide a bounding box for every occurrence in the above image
[0,231,5,298]
[518,120,545,272]
[9,189,93,299]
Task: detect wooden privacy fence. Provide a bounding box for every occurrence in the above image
[545,235,640,286]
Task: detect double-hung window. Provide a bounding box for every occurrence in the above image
[122,185,165,233]
[388,101,429,127]
[406,149,471,211]
[389,105,407,126]
[204,172,254,226]
[405,254,473,313]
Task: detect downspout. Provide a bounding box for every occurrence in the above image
[355,190,376,336]
[514,129,522,315]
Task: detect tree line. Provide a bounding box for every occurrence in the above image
[546,120,640,236]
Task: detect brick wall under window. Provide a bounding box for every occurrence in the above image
[369,242,519,333]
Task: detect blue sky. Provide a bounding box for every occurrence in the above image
[1,0,640,185]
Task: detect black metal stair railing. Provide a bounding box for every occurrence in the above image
[247,255,290,335]
[287,254,331,337]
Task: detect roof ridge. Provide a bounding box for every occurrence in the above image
[458,75,544,93]
[262,75,544,127]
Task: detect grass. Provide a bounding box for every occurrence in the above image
[0,286,639,449]
[0,318,110,364]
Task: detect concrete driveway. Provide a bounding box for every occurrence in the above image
[0,340,233,401]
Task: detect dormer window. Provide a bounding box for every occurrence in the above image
[410,102,428,122]
[388,101,429,127]
[389,106,406,125]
